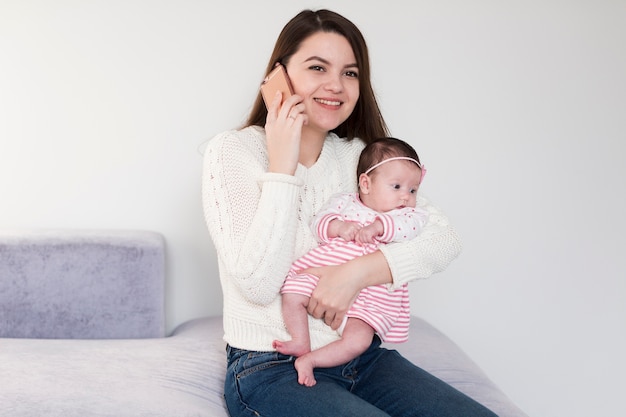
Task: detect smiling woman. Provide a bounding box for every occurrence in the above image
[281,32,360,142]
[201,8,496,417]
[268,31,361,169]
[245,10,386,144]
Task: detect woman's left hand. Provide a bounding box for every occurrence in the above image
[305,251,393,330]
[305,263,361,330]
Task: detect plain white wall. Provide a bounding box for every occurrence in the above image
[2,1,624,416]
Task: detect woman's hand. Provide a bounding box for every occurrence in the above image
[265,92,307,175]
[305,251,393,330]
[305,263,361,330]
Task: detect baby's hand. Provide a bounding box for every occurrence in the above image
[332,221,361,242]
[355,221,383,245]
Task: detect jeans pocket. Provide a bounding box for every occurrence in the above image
[238,351,293,378]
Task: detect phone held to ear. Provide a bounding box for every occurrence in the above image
[260,65,294,109]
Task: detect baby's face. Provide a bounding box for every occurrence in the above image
[360,160,422,213]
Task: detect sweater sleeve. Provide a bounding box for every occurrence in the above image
[202,129,302,305]
[378,195,462,289]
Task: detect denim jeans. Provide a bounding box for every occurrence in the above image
[224,336,498,417]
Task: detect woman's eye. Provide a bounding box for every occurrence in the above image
[309,65,325,72]
[345,70,359,78]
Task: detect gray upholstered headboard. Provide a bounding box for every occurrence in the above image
[0,230,165,339]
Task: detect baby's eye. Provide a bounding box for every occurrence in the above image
[392,184,401,190]
[410,188,417,194]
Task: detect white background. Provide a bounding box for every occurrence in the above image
[2,1,625,416]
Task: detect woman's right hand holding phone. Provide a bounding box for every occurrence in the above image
[265,92,307,175]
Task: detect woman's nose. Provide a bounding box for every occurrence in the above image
[324,74,343,92]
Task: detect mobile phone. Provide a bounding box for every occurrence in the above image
[260,65,294,109]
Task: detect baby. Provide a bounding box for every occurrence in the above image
[273,137,428,386]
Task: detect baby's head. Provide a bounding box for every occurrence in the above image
[356,137,425,213]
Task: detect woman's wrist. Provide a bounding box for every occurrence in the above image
[347,250,392,289]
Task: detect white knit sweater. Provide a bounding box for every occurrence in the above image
[202,126,462,352]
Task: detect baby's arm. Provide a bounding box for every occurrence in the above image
[327,218,362,242]
[312,193,359,243]
[353,208,428,245]
[354,219,384,245]
[374,207,430,244]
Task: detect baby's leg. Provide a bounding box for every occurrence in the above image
[295,318,375,387]
[273,293,311,357]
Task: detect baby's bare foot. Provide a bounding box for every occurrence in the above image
[272,339,310,357]
[295,355,316,387]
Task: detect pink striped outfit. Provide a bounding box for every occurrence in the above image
[281,193,429,343]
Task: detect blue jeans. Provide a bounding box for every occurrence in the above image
[224,336,497,417]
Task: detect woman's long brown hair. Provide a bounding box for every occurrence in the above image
[245,9,389,144]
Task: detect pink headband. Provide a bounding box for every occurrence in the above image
[364,156,427,183]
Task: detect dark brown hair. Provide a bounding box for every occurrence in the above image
[245,9,389,143]
[357,137,421,177]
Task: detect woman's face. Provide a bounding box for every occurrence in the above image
[285,31,360,137]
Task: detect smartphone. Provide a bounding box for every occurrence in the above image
[260,65,294,109]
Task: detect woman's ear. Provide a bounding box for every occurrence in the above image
[358,173,371,194]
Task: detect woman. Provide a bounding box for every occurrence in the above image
[202,9,496,417]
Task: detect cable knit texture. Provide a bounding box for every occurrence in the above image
[202,126,462,352]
